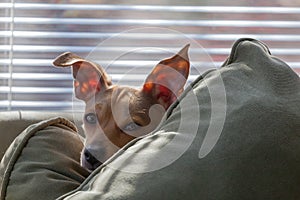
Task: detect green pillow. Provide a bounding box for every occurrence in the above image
[0,117,90,200]
[58,38,300,200]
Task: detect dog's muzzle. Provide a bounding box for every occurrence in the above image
[82,148,103,171]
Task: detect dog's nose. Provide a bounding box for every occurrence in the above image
[83,148,102,170]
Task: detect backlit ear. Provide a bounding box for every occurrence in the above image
[53,52,112,101]
[142,44,190,109]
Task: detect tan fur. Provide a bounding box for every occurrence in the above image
[53,44,190,170]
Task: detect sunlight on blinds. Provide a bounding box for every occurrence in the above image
[1,0,299,110]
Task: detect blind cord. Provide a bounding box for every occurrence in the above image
[8,0,15,111]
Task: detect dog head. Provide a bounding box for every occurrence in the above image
[53,45,190,170]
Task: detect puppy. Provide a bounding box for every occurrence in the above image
[53,44,190,171]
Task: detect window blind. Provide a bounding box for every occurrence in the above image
[1,0,299,111]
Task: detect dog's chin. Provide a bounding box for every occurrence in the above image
[81,158,103,171]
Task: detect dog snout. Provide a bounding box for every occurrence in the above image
[83,148,103,171]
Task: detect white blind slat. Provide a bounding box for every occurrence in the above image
[1,3,300,14]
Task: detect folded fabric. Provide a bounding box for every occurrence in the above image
[0,117,90,200]
[58,38,300,200]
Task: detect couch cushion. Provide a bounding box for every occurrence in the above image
[58,38,300,200]
[0,117,90,200]
[0,111,85,160]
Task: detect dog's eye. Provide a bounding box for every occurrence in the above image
[85,113,97,124]
[123,122,139,132]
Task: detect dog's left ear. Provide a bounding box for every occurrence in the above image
[53,52,112,101]
[142,44,190,109]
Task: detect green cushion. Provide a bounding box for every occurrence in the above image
[58,38,300,200]
[1,38,299,200]
[0,117,90,200]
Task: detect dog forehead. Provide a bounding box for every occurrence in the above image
[111,86,136,102]
[110,86,138,120]
[84,86,138,117]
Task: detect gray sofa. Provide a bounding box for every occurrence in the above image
[0,111,84,160]
[0,38,299,200]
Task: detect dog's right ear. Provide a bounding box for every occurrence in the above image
[53,52,112,101]
[142,44,190,109]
